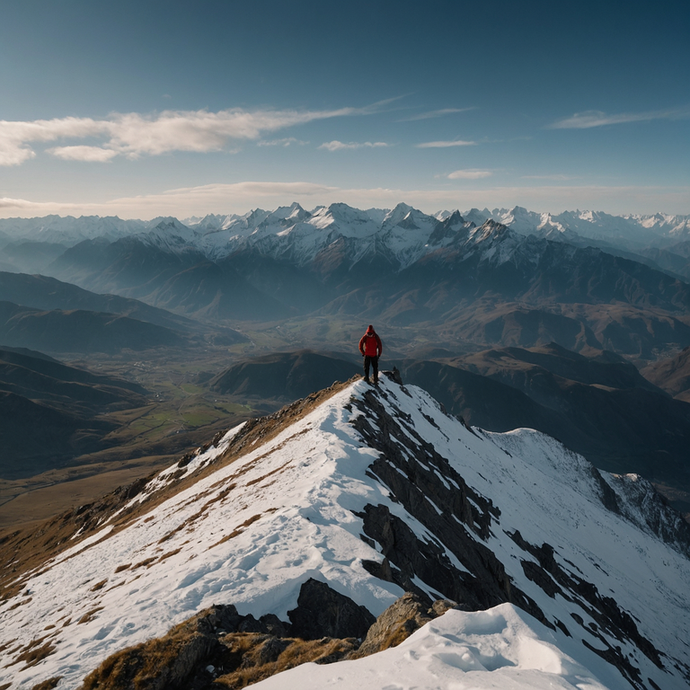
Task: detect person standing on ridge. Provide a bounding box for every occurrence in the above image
[359,324,383,385]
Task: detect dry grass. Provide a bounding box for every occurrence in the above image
[79,628,358,690]
[158,547,182,562]
[30,676,62,690]
[209,511,272,550]
[8,635,57,669]
[213,635,358,689]
[78,607,104,625]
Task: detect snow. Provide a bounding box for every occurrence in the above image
[3,207,690,266]
[252,605,611,690]
[1,377,689,689]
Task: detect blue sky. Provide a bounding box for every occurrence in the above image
[0,0,688,218]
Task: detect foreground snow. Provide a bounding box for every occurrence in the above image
[254,604,610,690]
[1,377,688,689]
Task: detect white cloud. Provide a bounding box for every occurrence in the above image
[318,140,390,152]
[0,104,380,166]
[549,106,690,129]
[48,145,119,162]
[416,140,476,148]
[448,169,492,180]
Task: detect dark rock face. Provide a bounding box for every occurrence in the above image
[350,388,548,625]
[287,578,376,640]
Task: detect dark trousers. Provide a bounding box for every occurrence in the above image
[363,355,379,382]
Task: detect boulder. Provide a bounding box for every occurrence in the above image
[287,578,376,640]
[353,592,457,657]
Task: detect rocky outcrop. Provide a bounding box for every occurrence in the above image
[287,578,376,640]
[77,589,458,690]
[353,592,457,657]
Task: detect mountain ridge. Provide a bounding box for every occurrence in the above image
[1,373,688,689]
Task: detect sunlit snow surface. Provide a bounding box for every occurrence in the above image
[1,378,689,689]
[253,604,609,690]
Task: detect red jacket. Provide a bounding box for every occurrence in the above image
[359,328,383,357]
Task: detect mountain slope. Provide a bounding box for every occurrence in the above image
[0,301,186,354]
[641,345,690,402]
[0,347,148,478]
[1,375,688,689]
[0,271,203,334]
[210,350,361,402]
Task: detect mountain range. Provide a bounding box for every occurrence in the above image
[2,203,689,359]
[1,374,688,689]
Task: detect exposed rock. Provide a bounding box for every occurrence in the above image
[351,389,549,625]
[287,578,376,640]
[353,592,458,657]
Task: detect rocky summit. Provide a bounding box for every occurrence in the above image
[1,373,689,689]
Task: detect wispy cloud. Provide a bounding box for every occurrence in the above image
[448,169,492,180]
[416,140,477,148]
[400,107,475,122]
[257,137,308,147]
[0,104,385,166]
[549,106,690,129]
[318,141,390,152]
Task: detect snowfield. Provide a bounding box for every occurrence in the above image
[1,377,689,689]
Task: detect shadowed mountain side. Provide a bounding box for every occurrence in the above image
[1,241,68,274]
[0,348,149,478]
[453,343,663,394]
[433,304,602,351]
[0,271,206,334]
[222,252,333,314]
[0,301,186,354]
[0,390,117,478]
[642,346,690,402]
[357,239,690,313]
[560,304,690,359]
[640,246,690,281]
[401,354,690,489]
[150,261,290,322]
[401,360,565,437]
[48,236,205,296]
[0,347,147,413]
[210,351,361,402]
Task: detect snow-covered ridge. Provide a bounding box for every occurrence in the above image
[1,375,689,689]
[2,204,689,269]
